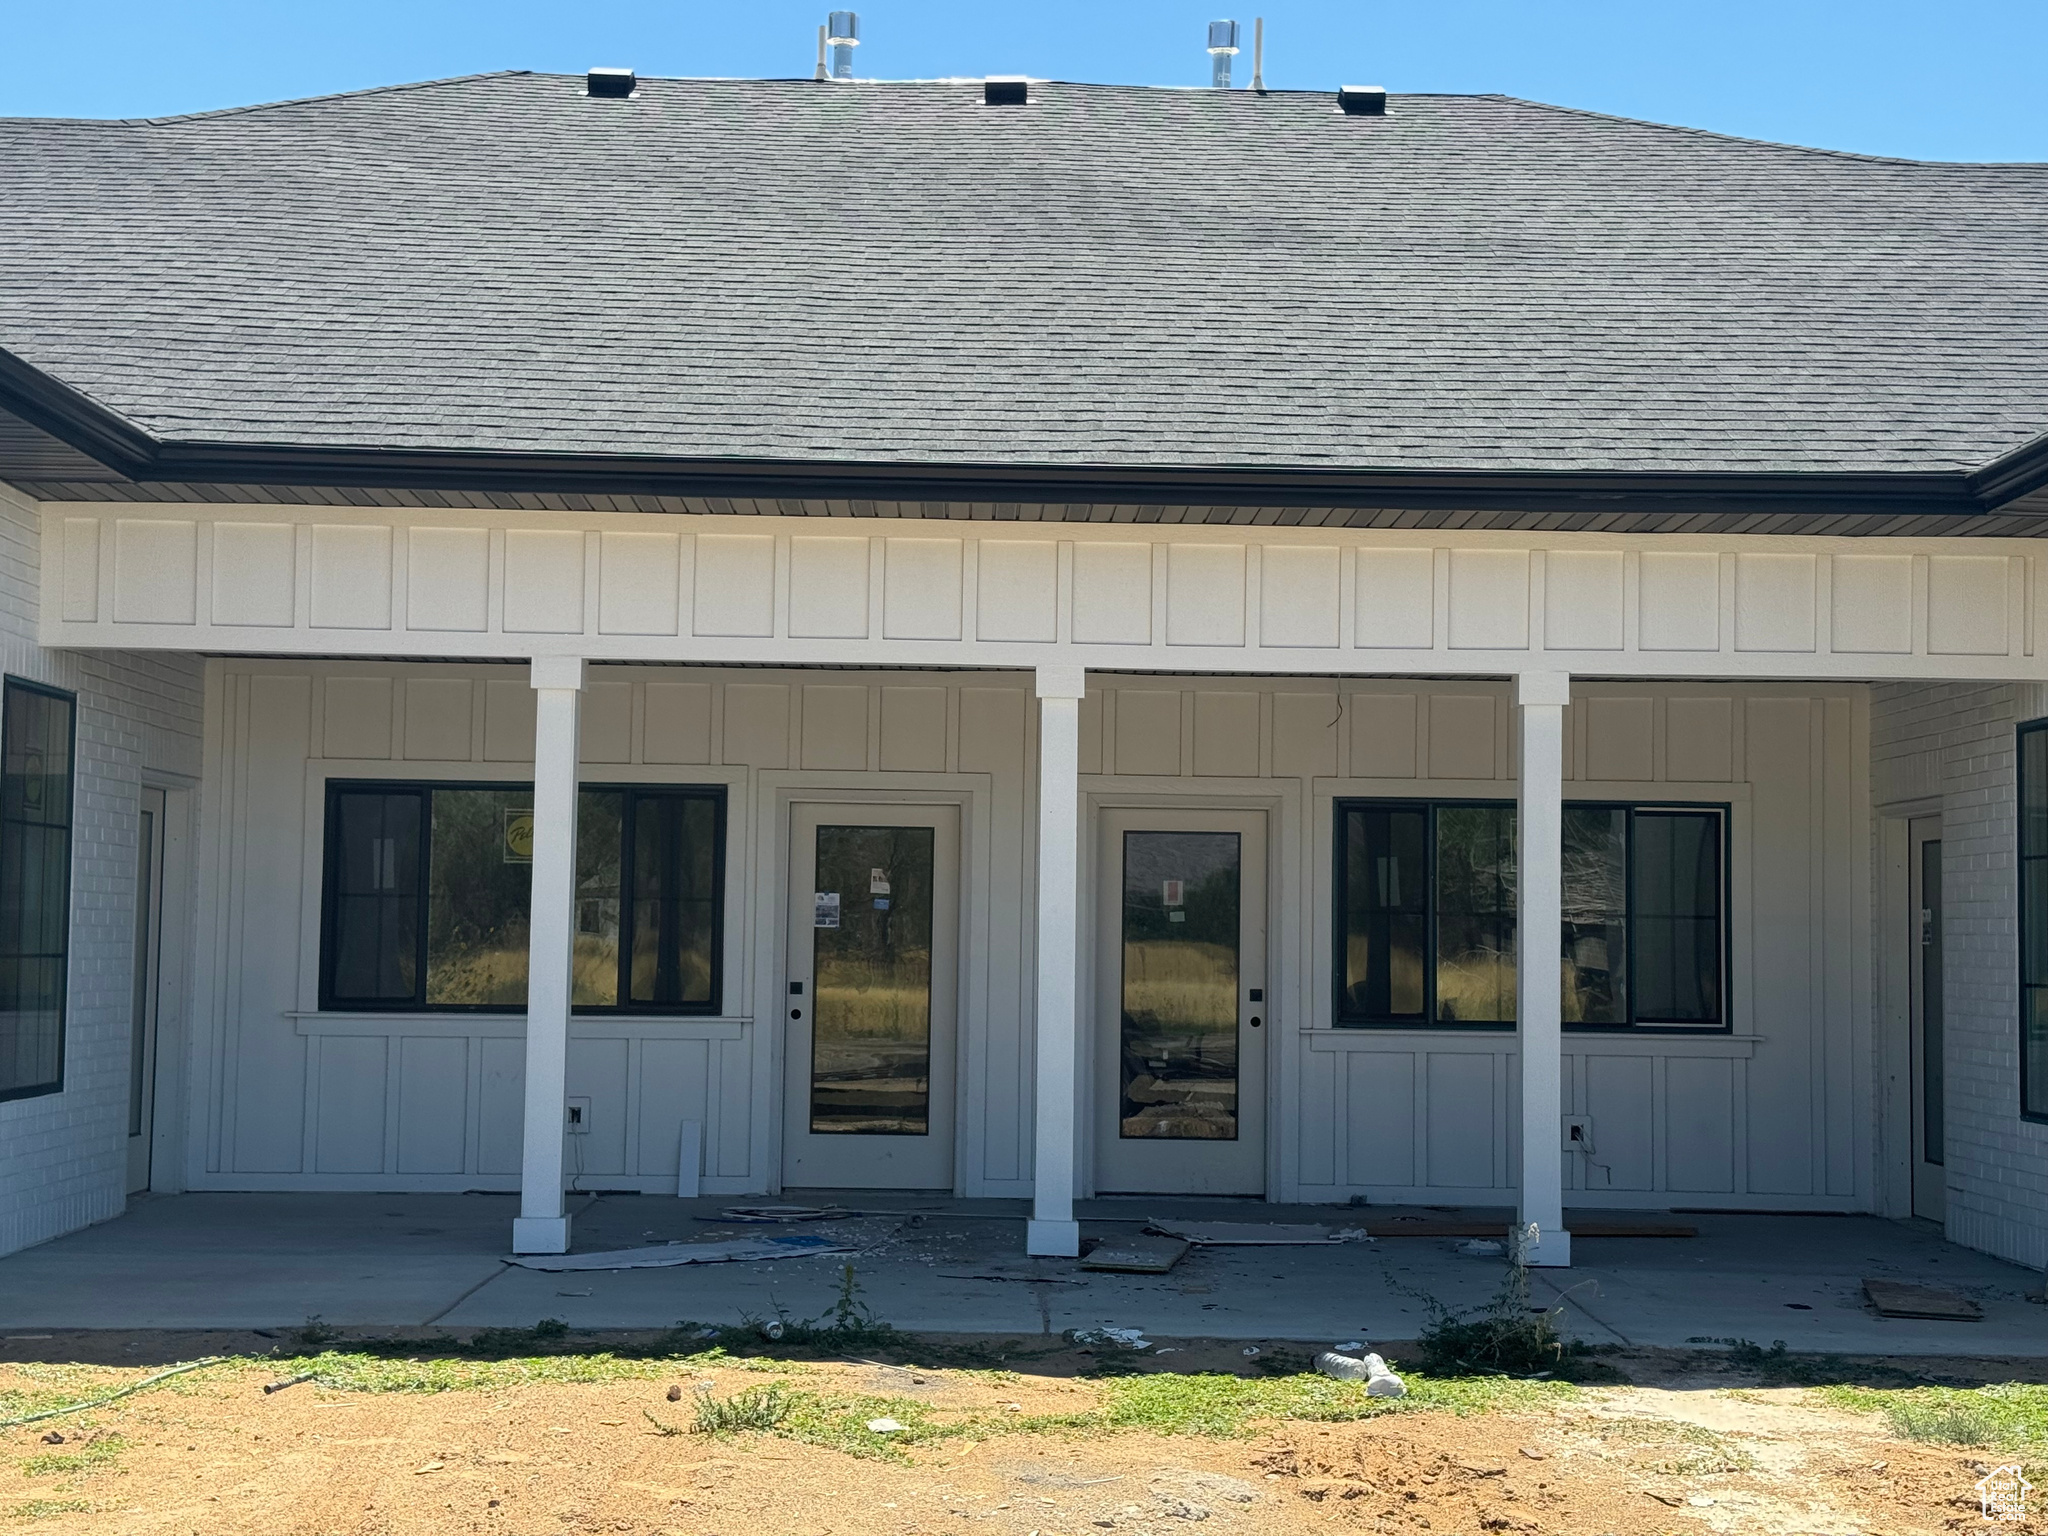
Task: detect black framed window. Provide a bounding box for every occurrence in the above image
[1335,799,1725,1030]
[322,781,724,1013]
[0,679,76,1102]
[2019,721,2048,1120]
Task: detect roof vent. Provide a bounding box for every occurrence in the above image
[1206,19,1240,88]
[586,67,636,99]
[1337,84,1386,116]
[827,11,859,79]
[985,75,1028,106]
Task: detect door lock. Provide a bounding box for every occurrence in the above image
[1249,1016,1262,1029]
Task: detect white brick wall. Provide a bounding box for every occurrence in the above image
[0,484,204,1258]
[1872,679,2048,1270]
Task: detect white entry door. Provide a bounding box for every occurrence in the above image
[126,787,166,1194]
[1094,808,1268,1195]
[782,804,960,1190]
[1909,816,1946,1221]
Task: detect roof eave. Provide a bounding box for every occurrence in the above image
[1970,429,2048,508]
[128,442,1987,517]
[0,347,1995,517]
[0,347,155,479]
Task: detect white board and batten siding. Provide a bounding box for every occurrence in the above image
[42,505,2048,683]
[195,661,1034,1197]
[197,658,1869,1210]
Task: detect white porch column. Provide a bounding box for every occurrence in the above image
[1027,664,1086,1258]
[511,656,585,1255]
[1515,670,1571,1268]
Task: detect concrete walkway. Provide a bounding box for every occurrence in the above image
[2,1192,2044,1357]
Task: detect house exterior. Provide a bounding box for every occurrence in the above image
[2,71,2047,1268]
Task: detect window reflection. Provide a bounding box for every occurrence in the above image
[1120,831,1240,1140]
[810,825,936,1135]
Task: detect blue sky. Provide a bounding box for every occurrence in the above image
[5,1,2044,162]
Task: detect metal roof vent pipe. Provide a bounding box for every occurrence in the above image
[827,11,859,79]
[985,75,1029,106]
[1207,19,1240,88]
[586,67,636,99]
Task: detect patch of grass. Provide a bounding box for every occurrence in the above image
[1823,1382,2048,1452]
[289,1349,675,1394]
[0,1365,130,1424]
[1023,1368,1575,1440]
[1587,1416,1755,1475]
[19,1434,126,1477]
[10,1499,90,1520]
[693,1384,793,1434]
[649,1384,952,1462]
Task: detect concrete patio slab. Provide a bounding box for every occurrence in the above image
[1,1193,2043,1357]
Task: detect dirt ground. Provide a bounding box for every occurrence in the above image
[3,1338,2041,1536]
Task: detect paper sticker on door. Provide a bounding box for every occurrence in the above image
[813,892,840,928]
[870,868,891,895]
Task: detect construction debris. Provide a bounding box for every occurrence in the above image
[1069,1326,1152,1351]
[1145,1220,1367,1246]
[1862,1279,1983,1320]
[1363,1214,1697,1238]
[504,1232,853,1271]
[1080,1233,1190,1273]
[709,1205,855,1223]
[937,1265,1085,1284]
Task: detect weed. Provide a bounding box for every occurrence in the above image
[1698,1339,1922,1389]
[679,1266,1036,1369]
[1890,1400,2002,1446]
[11,1499,90,1520]
[1589,1416,1755,1474]
[1394,1260,1582,1378]
[0,1367,119,1425]
[291,1315,339,1350]
[465,1319,572,1354]
[693,1383,793,1434]
[1649,1426,1754,1475]
[20,1434,126,1477]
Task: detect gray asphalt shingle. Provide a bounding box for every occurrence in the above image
[1,71,2044,473]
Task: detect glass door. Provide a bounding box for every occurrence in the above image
[782,803,959,1189]
[1094,808,1268,1195]
[1909,817,1945,1221]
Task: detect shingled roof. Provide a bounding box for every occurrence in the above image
[2,71,2046,502]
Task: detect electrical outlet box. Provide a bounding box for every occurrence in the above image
[1561,1115,1594,1153]
[566,1097,592,1134]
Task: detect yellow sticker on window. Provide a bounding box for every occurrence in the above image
[503,810,535,864]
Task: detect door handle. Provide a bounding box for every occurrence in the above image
[1249,1016,1262,1029]
[790,1008,802,1019]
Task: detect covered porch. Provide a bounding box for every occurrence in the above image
[0,1191,2042,1358]
[42,505,2047,1274]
